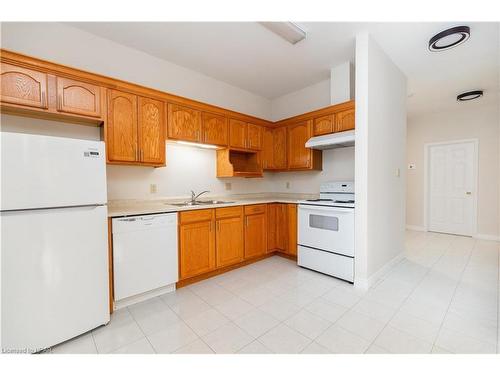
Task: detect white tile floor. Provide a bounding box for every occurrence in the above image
[50,230,500,354]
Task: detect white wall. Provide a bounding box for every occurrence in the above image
[270,79,330,121]
[406,104,500,237]
[0,22,272,120]
[355,33,407,288]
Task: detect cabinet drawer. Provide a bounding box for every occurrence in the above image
[244,204,267,215]
[179,209,214,224]
[216,206,243,219]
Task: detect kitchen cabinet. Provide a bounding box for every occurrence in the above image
[179,209,216,280]
[56,77,103,118]
[313,114,334,136]
[287,120,322,170]
[106,89,165,166]
[267,203,297,255]
[244,205,267,259]
[202,111,228,146]
[335,108,355,132]
[167,103,202,142]
[263,127,287,170]
[215,206,244,268]
[229,119,262,150]
[286,204,298,256]
[267,203,277,251]
[1,63,48,109]
[247,123,262,150]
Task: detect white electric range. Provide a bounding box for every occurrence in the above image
[297,181,355,283]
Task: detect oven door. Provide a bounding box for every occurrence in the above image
[298,204,354,257]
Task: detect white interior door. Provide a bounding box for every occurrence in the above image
[427,141,476,236]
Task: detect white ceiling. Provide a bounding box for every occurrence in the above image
[69,22,499,117]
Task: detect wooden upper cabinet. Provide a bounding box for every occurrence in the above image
[167,103,201,142]
[1,63,48,109]
[229,118,247,149]
[273,127,287,170]
[244,210,267,259]
[179,209,216,280]
[202,112,228,146]
[56,77,102,118]
[335,108,355,132]
[288,120,312,169]
[313,114,334,136]
[107,90,138,163]
[215,207,244,268]
[138,97,165,165]
[262,128,274,169]
[247,123,262,150]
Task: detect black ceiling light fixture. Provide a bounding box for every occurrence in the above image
[457,90,483,102]
[428,26,470,52]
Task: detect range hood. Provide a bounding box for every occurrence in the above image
[305,130,355,150]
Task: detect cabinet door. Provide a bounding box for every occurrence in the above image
[267,204,277,251]
[202,112,228,146]
[107,90,138,163]
[287,204,298,256]
[179,219,216,279]
[335,108,355,132]
[247,123,262,150]
[287,120,312,169]
[244,212,267,259]
[138,97,165,165]
[313,114,334,136]
[262,128,274,170]
[229,119,247,149]
[216,216,244,268]
[56,77,102,117]
[1,63,48,109]
[276,204,289,252]
[273,127,287,169]
[167,103,201,142]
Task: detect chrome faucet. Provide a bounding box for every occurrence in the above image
[190,190,210,204]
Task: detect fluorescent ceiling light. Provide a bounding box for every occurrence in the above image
[173,140,219,149]
[260,22,306,45]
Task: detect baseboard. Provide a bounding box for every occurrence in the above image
[114,284,176,310]
[473,233,500,242]
[354,252,405,290]
[406,225,426,232]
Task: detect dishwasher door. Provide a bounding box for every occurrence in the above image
[112,213,178,301]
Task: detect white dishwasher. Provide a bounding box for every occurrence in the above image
[112,213,178,305]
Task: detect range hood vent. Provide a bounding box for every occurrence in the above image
[305,130,355,150]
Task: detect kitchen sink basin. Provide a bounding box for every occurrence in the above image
[167,200,234,207]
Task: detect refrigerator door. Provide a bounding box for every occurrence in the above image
[1,205,110,352]
[1,132,107,211]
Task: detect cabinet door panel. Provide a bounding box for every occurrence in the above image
[287,120,312,169]
[167,103,201,142]
[244,212,267,259]
[313,114,334,136]
[107,90,138,162]
[276,204,289,252]
[229,119,247,149]
[247,123,262,150]
[273,127,287,169]
[1,63,48,109]
[56,77,102,117]
[335,108,355,132]
[287,204,298,256]
[262,128,274,170]
[267,204,277,251]
[216,216,244,268]
[180,220,215,279]
[138,97,165,165]
[202,112,228,146]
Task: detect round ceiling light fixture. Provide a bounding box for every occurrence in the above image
[457,90,483,102]
[428,26,470,52]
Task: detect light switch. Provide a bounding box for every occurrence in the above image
[150,184,157,194]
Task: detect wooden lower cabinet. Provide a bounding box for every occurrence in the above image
[179,209,216,280]
[244,206,268,259]
[287,204,298,256]
[215,207,244,268]
[267,203,297,255]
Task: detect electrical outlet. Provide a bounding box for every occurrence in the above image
[286,182,290,189]
[225,182,232,191]
[150,184,157,194]
[408,163,416,170]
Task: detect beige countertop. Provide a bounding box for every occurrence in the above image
[107,193,317,217]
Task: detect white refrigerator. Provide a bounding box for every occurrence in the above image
[1,132,110,353]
